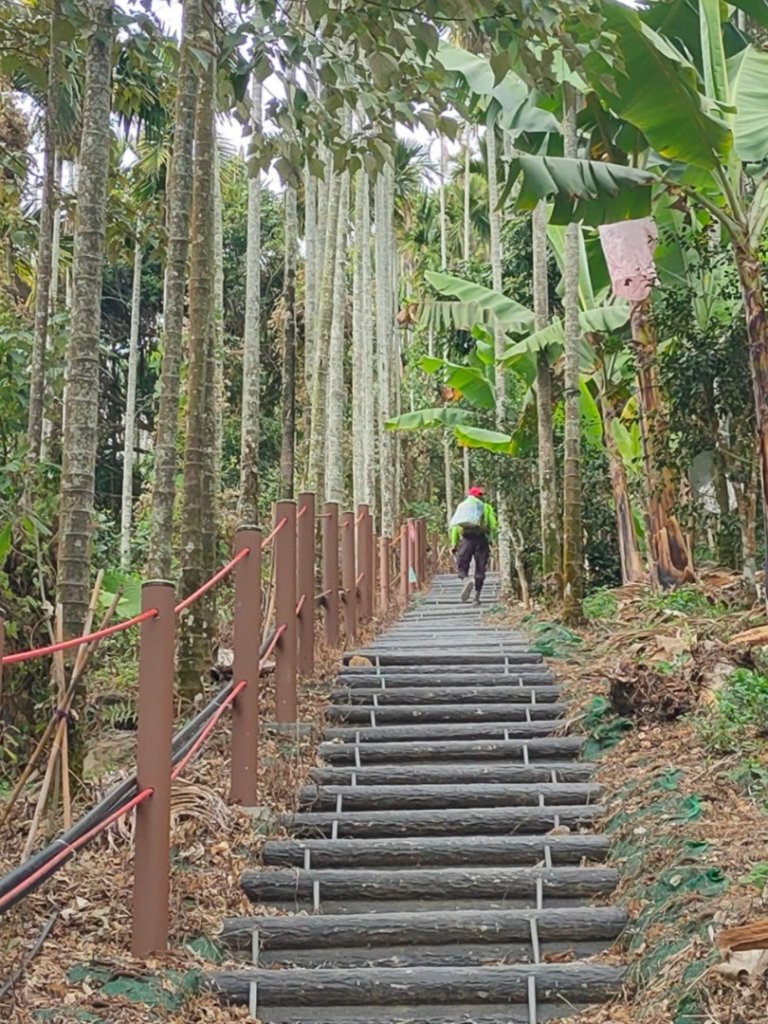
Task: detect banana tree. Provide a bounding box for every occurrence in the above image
[509,0,768,597]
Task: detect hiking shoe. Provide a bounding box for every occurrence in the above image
[460,579,473,603]
[472,595,481,606]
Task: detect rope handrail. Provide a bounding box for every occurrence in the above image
[171,679,247,781]
[3,548,253,666]
[1,610,157,667]
[261,516,289,549]
[174,547,250,615]
[295,594,306,616]
[0,787,153,912]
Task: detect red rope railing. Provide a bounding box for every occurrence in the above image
[1,610,157,667]
[174,547,250,615]
[170,680,248,781]
[0,787,153,912]
[261,516,289,549]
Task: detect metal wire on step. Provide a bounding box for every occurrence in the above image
[528,974,538,1024]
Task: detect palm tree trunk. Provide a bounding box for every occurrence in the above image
[306,164,341,500]
[561,87,584,624]
[362,176,376,506]
[444,434,454,528]
[733,240,768,607]
[303,166,317,390]
[179,5,216,697]
[439,137,448,270]
[463,124,472,263]
[352,171,367,507]
[486,124,515,593]
[148,0,201,579]
[376,164,396,537]
[532,200,561,596]
[57,0,114,641]
[280,182,298,498]
[119,228,142,570]
[238,79,262,522]
[212,139,225,512]
[28,8,60,463]
[325,169,350,505]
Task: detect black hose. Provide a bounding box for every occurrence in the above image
[0,628,275,914]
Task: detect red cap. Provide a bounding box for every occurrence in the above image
[468,486,484,497]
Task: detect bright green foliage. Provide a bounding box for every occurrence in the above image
[582,588,619,620]
[696,667,768,754]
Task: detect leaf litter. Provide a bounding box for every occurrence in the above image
[0,610,399,1024]
[496,576,768,1024]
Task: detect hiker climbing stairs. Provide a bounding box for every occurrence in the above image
[213,574,626,1022]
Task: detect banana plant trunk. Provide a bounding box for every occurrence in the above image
[600,397,645,585]
[630,298,696,589]
[734,241,768,608]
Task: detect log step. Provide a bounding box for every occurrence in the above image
[282,803,604,838]
[212,962,625,1006]
[311,761,595,787]
[208,1003,596,1023]
[323,720,563,743]
[344,652,544,665]
[261,834,610,869]
[298,781,601,811]
[318,736,585,765]
[249,939,614,968]
[240,866,619,904]
[220,905,627,950]
[338,670,554,685]
[326,703,567,724]
[330,684,562,704]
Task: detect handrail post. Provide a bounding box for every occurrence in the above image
[356,504,373,624]
[407,518,417,595]
[340,511,357,641]
[400,525,409,606]
[0,606,5,707]
[379,537,390,613]
[297,492,315,677]
[322,502,340,647]
[372,528,379,616]
[132,580,175,958]
[230,526,261,807]
[419,519,427,585]
[274,500,298,722]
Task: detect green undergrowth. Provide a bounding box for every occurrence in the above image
[606,771,727,1022]
[521,617,583,658]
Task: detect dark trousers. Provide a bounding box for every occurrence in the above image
[456,534,490,594]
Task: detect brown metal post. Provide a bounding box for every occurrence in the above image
[274,500,298,723]
[322,502,340,647]
[0,606,4,705]
[132,581,175,958]
[415,520,423,589]
[419,519,427,584]
[356,504,373,624]
[297,492,315,677]
[372,530,379,616]
[407,518,417,595]
[340,511,358,641]
[379,537,391,613]
[400,525,409,606]
[230,526,261,807]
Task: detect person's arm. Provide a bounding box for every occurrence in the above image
[450,524,461,548]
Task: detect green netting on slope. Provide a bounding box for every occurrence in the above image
[66,963,203,1012]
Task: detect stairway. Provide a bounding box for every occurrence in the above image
[213,574,626,1023]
